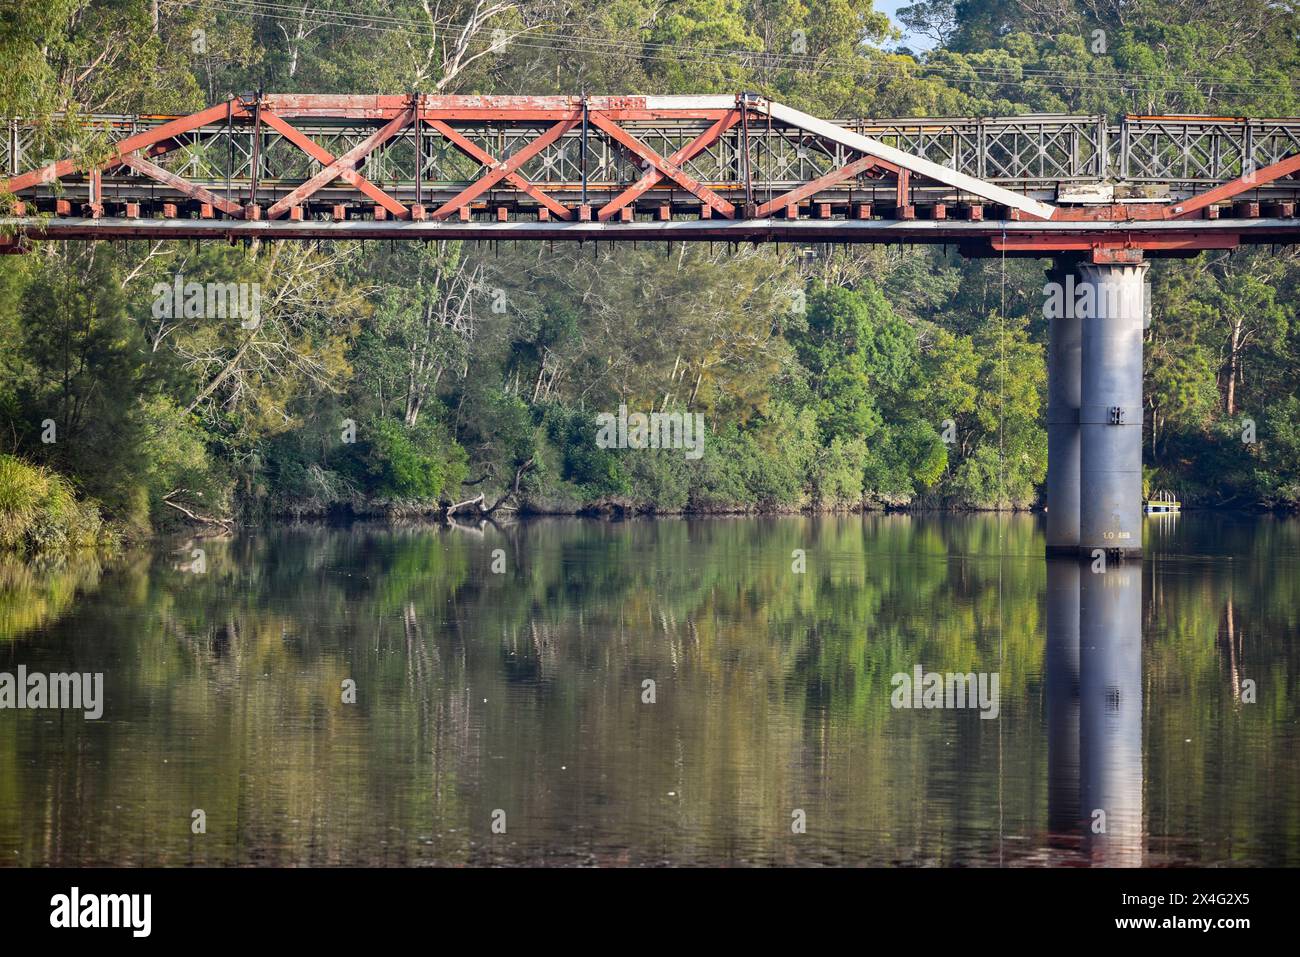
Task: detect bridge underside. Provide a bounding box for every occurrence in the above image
[4,216,1296,261]
[7,216,1298,266]
[6,94,1300,258]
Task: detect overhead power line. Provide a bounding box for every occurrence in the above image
[173,0,1298,103]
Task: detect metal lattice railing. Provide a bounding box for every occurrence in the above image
[7,111,1300,200]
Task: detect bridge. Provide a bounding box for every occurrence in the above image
[7,92,1300,560]
[5,94,1300,260]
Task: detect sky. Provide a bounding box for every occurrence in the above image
[876,0,939,51]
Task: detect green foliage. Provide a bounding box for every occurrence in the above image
[540,404,630,500]
[1258,397,1300,507]
[353,418,468,503]
[2,0,1300,533]
[0,455,116,555]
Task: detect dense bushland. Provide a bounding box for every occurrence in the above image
[2,0,1298,550]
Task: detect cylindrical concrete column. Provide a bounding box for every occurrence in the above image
[1078,262,1147,558]
[1045,260,1082,556]
[1079,561,1144,866]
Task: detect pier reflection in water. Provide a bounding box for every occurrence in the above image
[1047,559,1144,866]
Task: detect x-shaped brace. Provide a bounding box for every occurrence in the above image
[259,111,410,218]
[427,118,580,221]
[597,111,742,221]
[587,112,737,219]
[266,107,414,219]
[426,119,577,220]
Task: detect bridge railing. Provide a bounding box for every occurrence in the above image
[7,111,1300,196]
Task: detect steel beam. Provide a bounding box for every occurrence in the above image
[1,99,247,193]
[587,112,736,218]
[267,107,414,218]
[429,117,579,220]
[259,111,410,218]
[426,119,576,220]
[10,95,1300,247]
[6,216,1297,249]
[597,110,741,221]
[752,98,1058,220]
[1171,150,1300,219]
[116,153,242,216]
[755,154,886,218]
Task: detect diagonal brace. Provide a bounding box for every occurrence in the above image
[259,111,409,218]
[426,119,574,220]
[1170,151,1300,219]
[1,100,247,195]
[598,111,740,221]
[587,112,736,218]
[267,108,414,219]
[755,154,893,217]
[429,118,579,221]
[117,153,243,215]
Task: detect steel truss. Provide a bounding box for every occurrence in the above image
[5,94,1300,258]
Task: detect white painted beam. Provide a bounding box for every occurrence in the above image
[754,99,1057,221]
[642,96,740,110]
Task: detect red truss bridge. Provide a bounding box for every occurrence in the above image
[5,93,1300,261]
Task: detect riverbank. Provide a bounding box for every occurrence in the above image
[0,456,120,557]
[3,450,1294,562]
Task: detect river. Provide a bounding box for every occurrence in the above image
[1,513,1297,866]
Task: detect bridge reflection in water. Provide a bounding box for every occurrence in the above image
[1047,559,1144,866]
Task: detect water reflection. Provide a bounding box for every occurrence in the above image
[0,514,1297,867]
[1044,561,1080,852]
[1046,559,1144,866]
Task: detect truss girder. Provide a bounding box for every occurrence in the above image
[5,95,1300,253]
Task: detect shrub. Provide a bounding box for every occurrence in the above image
[356,417,468,502]
[0,455,117,554]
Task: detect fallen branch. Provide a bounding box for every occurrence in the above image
[163,499,233,528]
[487,457,535,514]
[446,493,486,515]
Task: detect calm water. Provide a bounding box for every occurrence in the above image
[1,514,1297,867]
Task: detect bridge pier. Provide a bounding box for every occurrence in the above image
[1079,261,1147,559]
[1045,262,1082,557]
[1045,258,1147,559]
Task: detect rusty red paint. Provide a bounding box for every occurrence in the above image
[4,94,1300,256]
[268,108,414,219]
[119,153,242,216]
[756,154,880,218]
[260,111,409,218]
[425,119,574,220]
[598,110,741,221]
[588,112,736,218]
[430,118,579,221]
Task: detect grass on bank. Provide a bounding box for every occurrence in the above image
[0,455,119,555]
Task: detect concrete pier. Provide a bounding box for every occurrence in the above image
[1078,262,1147,558]
[1045,259,1147,558]
[1045,261,1082,557]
